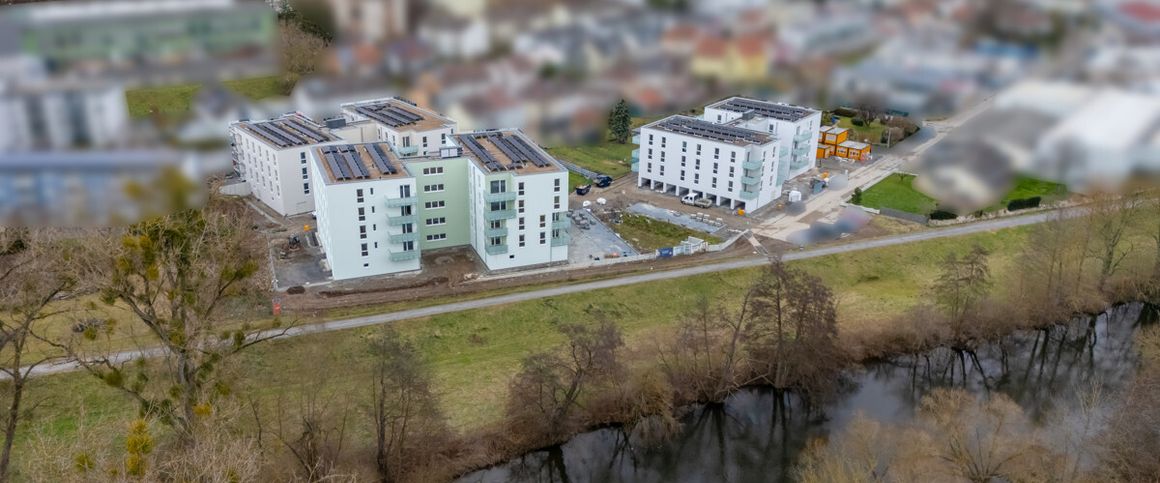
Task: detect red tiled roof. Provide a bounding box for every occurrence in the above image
[695,36,727,57]
[735,33,768,57]
[1122,1,1160,22]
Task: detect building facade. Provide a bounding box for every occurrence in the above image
[0,79,129,151]
[229,114,339,217]
[635,96,821,211]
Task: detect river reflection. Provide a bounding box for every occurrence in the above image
[460,304,1153,483]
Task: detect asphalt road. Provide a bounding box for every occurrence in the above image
[24,207,1079,378]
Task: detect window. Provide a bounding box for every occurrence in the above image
[489,220,503,230]
[374,242,378,248]
[517,200,525,214]
[361,243,368,257]
[425,233,447,241]
[518,182,525,195]
[489,236,503,246]
[441,133,446,144]
[518,234,526,247]
[402,241,415,251]
[425,217,446,226]
[712,178,718,188]
[356,189,364,203]
[490,201,508,212]
[728,181,734,191]
[300,152,306,161]
[358,207,366,222]
[553,196,560,210]
[714,147,720,160]
[540,232,547,245]
[648,134,653,144]
[680,155,685,167]
[694,173,700,183]
[422,167,444,175]
[490,179,506,194]
[301,167,308,176]
[424,200,446,209]
[399,185,412,197]
[539,215,546,228]
[422,136,428,148]
[303,182,310,194]
[359,225,367,239]
[423,184,444,193]
[553,178,561,192]
[680,170,685,181]
[660,166,665,176]
[681,140,687,152]
[518,217,525,230]
[647,162,652,173]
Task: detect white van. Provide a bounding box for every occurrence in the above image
[681,194,697,205]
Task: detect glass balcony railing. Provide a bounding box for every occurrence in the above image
[485,244,508,255]
[484,209,516,221]
[389,232,418,244]
[389,250,419,262]
[794,131,812,143]
[631,161,639,172]
[394,145,419,156]
[385,196,417,207]
[631,134,640,145]
[551,232,571,246]
[387,214,416,226]
[552,218,571,230]
[779,146,790,157]
[740,176,761,186]
[485,226,507,238]
[739,189,758,200]
[484,191,517,203]
[742,159,762,170]
[793,146,810,157]
[631,148,640,161]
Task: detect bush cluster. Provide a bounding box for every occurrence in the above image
[1007,197,1042,212]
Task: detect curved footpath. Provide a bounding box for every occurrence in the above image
[24,207,1081,378]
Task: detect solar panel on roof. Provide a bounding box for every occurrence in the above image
[322,147,350,180]
[248,123,291,148]
[459,134,507,171]
[383,106,422,123]
[722,98,811,122]
[657,117,767,144]
[508,135,552,168]
[489,135,527,167]
[261,121,308,146]
[368,144,398,175]
[336,145,369,179]
[283,118,328,143]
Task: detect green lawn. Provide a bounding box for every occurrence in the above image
[834,116,886,144]
[1001,176,1067,205]
[855,173,938,215]
[125,75,296,118]
[569,172,591,191]
[548,143,635,179]
[612,214,722,252]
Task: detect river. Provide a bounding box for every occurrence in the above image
[458,303,1154,483]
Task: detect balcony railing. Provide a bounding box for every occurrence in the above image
[389,232,418,244]
[742,159,762,170]
[484,191,517,203]
[631,148,640,161]
[393,145,419,157]
[632,133,640,144]
[389,250,420,262]
[485,244,508,255]
[739,189,758,200]
[793,146,810,157]
[631,161,639,172]
[551,232,571,247]
[386,196,417,207]
[484,209,516,221]
[485,226,508,238]
[794,131,812,143]
[387,214,416,226]
[740,175,761,186]
[779,146,790,157]
[552,218,571,230]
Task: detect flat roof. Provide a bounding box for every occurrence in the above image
[236,114,336,149]
[828,127,850,135]
[840,140,870,149]
[345,97,454,132]
[314,142,407,185]
[454,129,562,174]
[708,96,818,122]
[644,115,773,146]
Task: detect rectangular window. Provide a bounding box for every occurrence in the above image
[518,182,525,195]
[489,236,503,246]
[422,167,444,175]
[425,217,446,226]
[361,243,368,257]
[359,225,367,239]
[539,215,546,228]
[403,241,415,251]
[301,167,308,176]
[356,189,364,203]
[518,200,525,214]
[424,200,446,209]
[553,178,561,192]
[425,233,447,241]
[518,234,526,247]
[303,182,310,193]
[358,207,366,222]
[423,184,444,193]
[490,179,507,193]
[518,217,525,230]
[553,196,560,210]
[540,232,547,245]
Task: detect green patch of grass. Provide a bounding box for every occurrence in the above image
[124,75,296,119]
[856,173,938,215]
[568,172,591,191]
[1002,176,1067,204]
[548,143,634,179]
[611,214,721,252]
[835,116,886,144]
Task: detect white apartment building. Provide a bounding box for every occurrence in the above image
[636,96,821,211]
[229,113,339,216]
[0,79,129,151]
[340,97,458,158]
[310,129,569,281]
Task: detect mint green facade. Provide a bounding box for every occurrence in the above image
[409,158,471,251]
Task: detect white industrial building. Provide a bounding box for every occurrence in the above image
[635,96,821,211]
[229,113,339,216]
[0,79,129,151]
[310,129,569,281]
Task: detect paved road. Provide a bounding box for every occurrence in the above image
[22,206,1080,378]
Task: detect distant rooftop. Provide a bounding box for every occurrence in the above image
[11,0,256,24]
[644,115,773,146]
[236,114,337,149]
[708,96,818,122]
[345,97,454,132]
[453,130,562,174]
[314,142,406,185]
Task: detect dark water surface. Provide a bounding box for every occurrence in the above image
[459,304,1154,483]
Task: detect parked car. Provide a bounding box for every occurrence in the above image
[693,198,713,208]
[575,184,592,196]
[594,175,613,188]
[681,193,697,205]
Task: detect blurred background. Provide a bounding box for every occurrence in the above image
[0,0,1158,225]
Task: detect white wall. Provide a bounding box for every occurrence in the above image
[470,165,569,271]
[231,126,327,216]
[636,126,780,209]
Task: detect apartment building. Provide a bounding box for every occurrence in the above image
[340,97,458,157]
[636,96,821,211]
[310,128,569,280]
[0,79,129,151]
[229,114,339,216]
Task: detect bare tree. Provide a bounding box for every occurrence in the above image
[1087,193,1143,291]
[930,245,991,325]
[1098,327,1160,481]
[657,293,755,403]
[507,319,624,438]
[365,326,448,483]
[0,228,72,481]
[280,19,327,83]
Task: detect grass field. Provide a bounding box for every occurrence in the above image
[125,75,295,118]
[548,143,634,179]
[612,214,722,252]
[834,116,886,144]
[1000,176,1068,206]
[14,214,1157,475]
[568,171,591,191]
[855,173,938,214]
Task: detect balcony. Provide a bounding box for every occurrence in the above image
[485,244,508,255]
[632,134,640,144]
[387,214,416,226]
[740,175,761,186]
[484,191,517,203]
[742,159,762,170]
[386,196,417,207]
[794,131,812,143]
[389,250,420,262]
[739,189,758,200]
[631,148,640,161]
[551,232,571,247]
[779,146,790,157]
[485,226,508,238]
[484,209,516,221]
[552,218,571,230]
[393,145,419,157]
[793,146,810,158]
[389,232,418,244]
[631,161,639,173]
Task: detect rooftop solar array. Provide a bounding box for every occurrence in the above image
[367,143,399,175]
[654,116,770,144]
[245,116,332,148]
[717,98,814,122]
[321,145,371,181]
[355,102,424,128]
[457,133,509,172]
[456,132,555,172]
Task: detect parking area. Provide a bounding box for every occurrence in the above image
[566,209,639,263]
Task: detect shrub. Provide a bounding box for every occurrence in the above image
[834,107,858,117]
[929,210,958,220]
[1006,197,1042,212]
[287,285,306,295]
[851,117,865,126]
[851,187,864,205]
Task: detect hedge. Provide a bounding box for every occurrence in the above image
[929,210,958,220]
[1006,196,1042,212]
